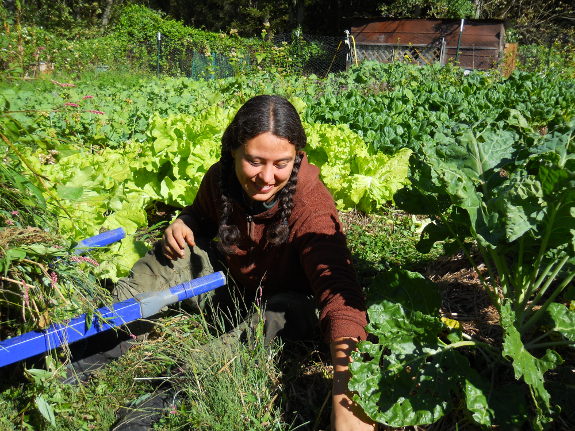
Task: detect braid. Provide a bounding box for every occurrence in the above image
[266,152,302,246]
[218,151,240,253]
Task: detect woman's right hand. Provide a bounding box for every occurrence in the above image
[162,218,196,260]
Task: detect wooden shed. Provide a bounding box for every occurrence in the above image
[349,19,506,70]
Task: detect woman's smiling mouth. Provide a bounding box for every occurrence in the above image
[257,184,274,193]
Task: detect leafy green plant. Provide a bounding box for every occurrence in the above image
[305,122,411,212]
[305,62,575,154]
[342,209,441,285]
[351,118,575,429]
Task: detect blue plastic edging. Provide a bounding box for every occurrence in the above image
[73,227,126,255]
[0,271,227,368]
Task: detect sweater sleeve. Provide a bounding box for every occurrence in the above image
[178,163,220,240]
[292,197,367,343]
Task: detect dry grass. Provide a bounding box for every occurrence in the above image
[0,227,58,254]
[425,253,502,346]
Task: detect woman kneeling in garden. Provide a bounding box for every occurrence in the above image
[115,95,374,431]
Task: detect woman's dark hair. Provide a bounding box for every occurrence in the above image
[218,95,307,253]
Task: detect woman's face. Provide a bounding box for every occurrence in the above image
[231,131,296,203]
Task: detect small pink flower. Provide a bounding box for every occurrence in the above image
[87,110,105,115]
[169,406,177,414]
[70,256,100,266]
[23,283,30,307]
[11,210,19,215]
[50,271,58,289]
[64,102,79,107]
[6,219,14,225]
[51,80,75,87]
[82,95,94,99]
[129,334,137,340]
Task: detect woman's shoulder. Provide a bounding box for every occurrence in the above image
[293,154,338,216]
[199,161,222,189]
[296,154,333,199]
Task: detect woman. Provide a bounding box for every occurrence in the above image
[117,95,374,430]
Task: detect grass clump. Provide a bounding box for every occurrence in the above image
[157,319,287,430]
[1,304,288,430]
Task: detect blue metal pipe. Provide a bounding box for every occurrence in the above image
[0,272,226,368]
[73,227,126,255]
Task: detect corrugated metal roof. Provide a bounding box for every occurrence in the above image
[350,19,505,69]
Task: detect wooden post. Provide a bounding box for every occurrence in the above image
[502,43,518,77]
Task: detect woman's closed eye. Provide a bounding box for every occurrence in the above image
[247,159,290,169]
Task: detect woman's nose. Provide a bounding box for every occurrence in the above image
[259,165,274,183]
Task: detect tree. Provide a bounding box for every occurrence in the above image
[3,0,128,31]
[376,0,475,18]
[472,0,574,43]
[146,0,381,36]
[375,0,574,43]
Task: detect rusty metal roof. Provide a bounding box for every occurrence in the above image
[350,19,505,69]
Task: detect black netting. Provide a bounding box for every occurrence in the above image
[147,32,352,78]
[142,29,573,77]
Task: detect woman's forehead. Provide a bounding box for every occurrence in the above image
[241,132,296,159]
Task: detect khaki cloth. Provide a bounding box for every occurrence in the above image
[113,241,319,345]
[113,241,216,312]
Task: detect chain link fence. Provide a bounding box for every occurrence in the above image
[273,33,349,76]
[515,32,575,73]
[150,32,351,78]
[148,30,573,79]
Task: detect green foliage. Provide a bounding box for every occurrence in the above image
[158,314,287,430]
[517,43,575,75]
[0,162,48,229]
[112,5,324,77]
[0,232,111,334]
[0,22,140,78]
[378,0,475,18]
[305,62,575,154]
[305,122,411,212]
[13,0,122,31]
[358,118,575,428]
[350,270,492,427]
[2,60,575,429]
[0,4,323,79]
[343,210,442,286]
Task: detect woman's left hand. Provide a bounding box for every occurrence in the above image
[330,338,376,431]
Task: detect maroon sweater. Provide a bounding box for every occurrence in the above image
[179,154,367,342]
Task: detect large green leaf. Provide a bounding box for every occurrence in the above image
[366,269,441,316]
[35,396,56,426]
[464,370,495,427]
[543,302,575,342]
[305,122,410,211]
[350,299,472,427]
[500,302,562,429]
[463,367,530,428]
[487,170,546,242]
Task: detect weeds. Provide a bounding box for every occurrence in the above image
[341,209,443,285]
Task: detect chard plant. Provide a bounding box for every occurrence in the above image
[350,115,574,429]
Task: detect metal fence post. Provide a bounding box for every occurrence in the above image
[440,37,446,65]
[455,19,465,62]
[156,32,162,77]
